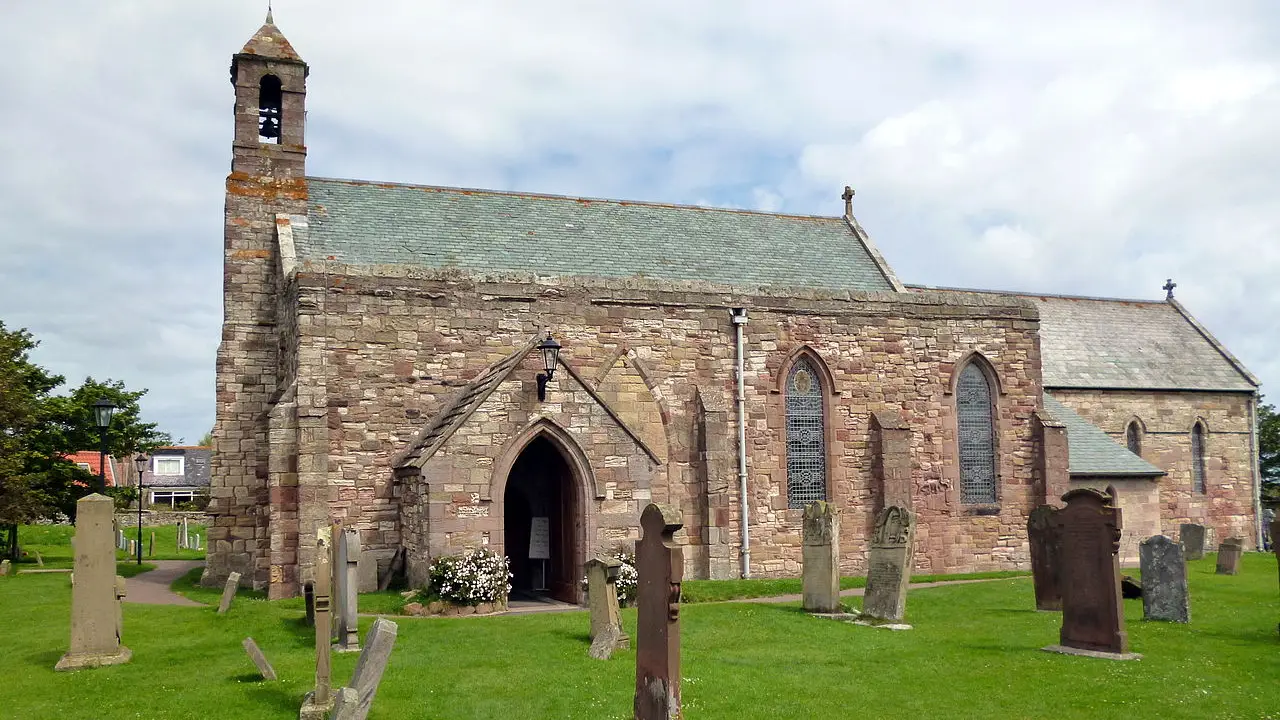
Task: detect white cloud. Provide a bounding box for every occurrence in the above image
[1,0,1277,442]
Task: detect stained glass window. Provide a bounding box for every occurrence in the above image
[957,363,997,504]
[1126,420,1142,456]
[1191,422,1206,493]
[786,358,826,508]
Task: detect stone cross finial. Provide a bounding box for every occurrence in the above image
[1163,278,1176,300]
[634,503,683,720]
[842,186,854,217]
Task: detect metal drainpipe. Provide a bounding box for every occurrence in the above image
[731,308,751,578]
[1249,394,1264,550]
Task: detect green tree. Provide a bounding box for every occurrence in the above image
[0,322,171,560]
[1260,398,1279,503]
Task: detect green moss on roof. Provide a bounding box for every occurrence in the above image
[301,177,896,292]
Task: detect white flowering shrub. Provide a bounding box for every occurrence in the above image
[582,551,638,607]
[427,549,512,606]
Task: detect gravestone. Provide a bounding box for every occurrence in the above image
[0,559,9,576]
[634,503,683,720]
[55,494,131,670]
[304,581,316,627]
[242,637,277,680]
[300,531,335,719]
[148,533,154,558]
[332,617,399,720]
[861,506,916,622]
[1044,488,1136,659]
[1180,523,1206,561]
[585,557,629,660]
[333,526,361,652]
[329,688,359,719]
[217,572,241,614]
[1027,505,1062,611]
[801,501,841,614]
[1139,535,1189,623]
[1215,538,1244,575]
[35,550,43,567]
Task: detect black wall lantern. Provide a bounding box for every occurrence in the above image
[536,332,562,401]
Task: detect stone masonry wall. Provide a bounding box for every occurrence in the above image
[207,51,309,591]
[277,267,1045,593]
[1050,389,1258,549]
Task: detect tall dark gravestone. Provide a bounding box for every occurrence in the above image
[1138,535,1189,623]
[634,503,683,720]
[1180,523,1206,561]
[1027,505,1062,611]
[1044,488,1138,659]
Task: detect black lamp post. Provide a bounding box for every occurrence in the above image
[92,398,117,494]
[536,332,561,401]
[134,454,148,565]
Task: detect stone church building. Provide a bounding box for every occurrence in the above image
[207,16,1263,598]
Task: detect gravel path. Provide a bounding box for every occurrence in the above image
[124,560,205,607]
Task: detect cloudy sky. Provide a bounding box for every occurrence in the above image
[2,1,1277,442]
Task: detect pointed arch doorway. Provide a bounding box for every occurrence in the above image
[502,435,584,604]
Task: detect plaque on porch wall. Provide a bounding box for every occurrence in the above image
[529,517,551,560]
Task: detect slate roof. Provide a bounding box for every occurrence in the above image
[908,286,1257,392]
[301,177,898,292]
[1042,394,1164,477]
[394,336,540,471]
[146,447,212,489]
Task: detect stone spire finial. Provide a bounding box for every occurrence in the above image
[1163,278,1176,300]
[266,4,273,25]
[841,186,854,217]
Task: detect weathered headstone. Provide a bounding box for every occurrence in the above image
[1027,505,1062,611]
[304,581,316,627]
[1139,535,1189,623]
[1044,488,1137,659]
[329,688,359,719]
[300,531,335,719]
[217,571,242,615]
[862,506,917,622]
[35,550,43,567]
[332,617,399,720]
[585,557,629,660]
[801,501,841,614]
[242,637,277,681]
[180,517,189,550]
[0,559,10,576]
[333,526,361,652]
[55,494,132,670]
[1180,523,1206,561]
[634,503,683,720]
[148,532,154,558]
[1215,538,1244,575]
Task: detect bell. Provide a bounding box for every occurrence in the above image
[259,113,280,139]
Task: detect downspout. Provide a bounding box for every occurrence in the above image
[1249,394,1264,550]
[731,308,751,578]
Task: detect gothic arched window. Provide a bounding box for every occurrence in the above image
[1191,421,1207,493]
[785,357,826,508]
[258,74,283,143]
[1126,420,1143,457]
[956,362,997,504]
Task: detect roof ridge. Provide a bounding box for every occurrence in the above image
[906,283,1164,305]
[305,175,844,222]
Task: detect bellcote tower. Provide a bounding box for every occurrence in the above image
[208,12,309,594]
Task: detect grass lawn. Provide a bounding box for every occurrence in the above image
[1,553,1277,719]
[14,522,207,568]
[680,569,1030,603]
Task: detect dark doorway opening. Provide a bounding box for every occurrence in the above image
[503,436,581,604]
